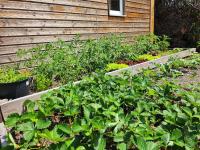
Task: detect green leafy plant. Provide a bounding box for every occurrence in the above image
[136,54,161,61]
[0,67,30,84]
[35,74,52,91]
[132,34,170,54]
[4,54,200,150]
[17,34,135,91]
[105,63,128,72]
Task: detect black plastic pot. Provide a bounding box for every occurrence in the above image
[0,78,30,99]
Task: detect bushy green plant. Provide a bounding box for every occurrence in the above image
[132,34,170,54]
[35,74,52,91]
[105,63,128,72]
[0,67,30,84]
[17,34,134,91]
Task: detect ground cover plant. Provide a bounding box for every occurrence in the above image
[3,53,200,150]
[17,34,171,91]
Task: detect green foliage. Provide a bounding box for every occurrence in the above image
[132,34,170,54]
[105,63,128,72]
[0,67,30,84]
[197,41,200,47]
[136,54,161,61]
[4,54,200,150]
[35,74,52,91]
[17,34,134,91]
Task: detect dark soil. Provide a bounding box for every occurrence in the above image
[117,60,145,66]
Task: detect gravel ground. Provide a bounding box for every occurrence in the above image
[173,66,200,86]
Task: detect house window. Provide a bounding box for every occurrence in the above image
[109,0,124,16]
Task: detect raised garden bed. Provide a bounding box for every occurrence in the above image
[0,48,196,119]
[0,48,197,148]
[1,49,200,149]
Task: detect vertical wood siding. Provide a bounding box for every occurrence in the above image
[0,0,152,64]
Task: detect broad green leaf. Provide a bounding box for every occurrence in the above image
[146,142,159,150]
[17,122,34,131]
[114,132,124,143]
[58,124,72,135]
[72,123,83,133]
[40,126,65,143]
[76,146,86,150]
[23,100,35,112]
[5,113,20,127]
[117,143,126,150]
[171,129,182,140]
[161,133,170,145]
[24,130,35,141]
[36,119,51,129]
[94,136,106,150]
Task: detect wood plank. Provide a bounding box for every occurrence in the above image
[0,19,149,28]
[150,0,155,33]
[126,1,150,10]
[13,0,107,9]
[11,0,107,10]
[0,27,149,37]
[0,9,150,22]
[0,1,107,15]
[0,30,149,46]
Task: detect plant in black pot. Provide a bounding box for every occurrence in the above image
[0,67,31,99]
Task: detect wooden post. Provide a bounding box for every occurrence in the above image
[150,0,155,33]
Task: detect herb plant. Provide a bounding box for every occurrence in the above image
[0,67,30,84]
[136,54,161,61]
[105,63,128,72]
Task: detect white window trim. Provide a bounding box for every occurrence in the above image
[109,0,124,16]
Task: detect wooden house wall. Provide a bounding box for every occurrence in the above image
[0,0,153,65]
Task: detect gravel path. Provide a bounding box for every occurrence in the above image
[173,67,200,86]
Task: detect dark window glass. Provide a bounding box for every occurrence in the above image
[110,0,120,11]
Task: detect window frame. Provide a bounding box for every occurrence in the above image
[109,0,124,17]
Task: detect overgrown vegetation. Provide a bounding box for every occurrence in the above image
[0,67,30,84]
[17,34,170,91]
[4,53,200,150]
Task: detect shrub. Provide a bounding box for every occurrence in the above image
[17,34,134,91]
[132,34,170,54]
